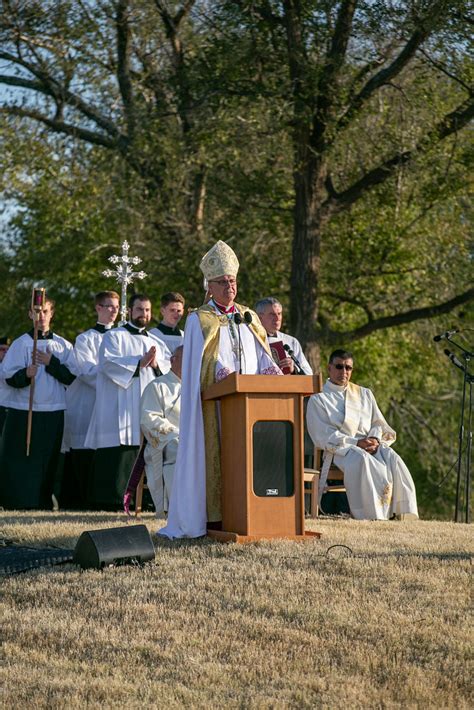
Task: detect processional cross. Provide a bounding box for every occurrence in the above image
[102,241,147,325]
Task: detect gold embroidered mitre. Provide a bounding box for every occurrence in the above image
[199,240,239,281]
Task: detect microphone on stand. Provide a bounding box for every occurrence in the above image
[244,311,253,325]
[234,312,243,374]
[283,344,303,374]
[434,329,459,342]
[444,349,466,373]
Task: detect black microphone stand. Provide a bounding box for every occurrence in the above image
[283,344,303,374]
[234,312,243,374]
[444,335,473,523]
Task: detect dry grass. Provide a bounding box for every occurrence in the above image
[1,512,472,709]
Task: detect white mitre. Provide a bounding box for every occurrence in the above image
[199,240,239,284]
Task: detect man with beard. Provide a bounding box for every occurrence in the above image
[84,293,169,509]
[0,298,75,509]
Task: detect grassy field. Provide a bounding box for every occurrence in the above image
[1,512,472,709]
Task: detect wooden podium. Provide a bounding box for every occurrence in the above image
[202,373,322,542]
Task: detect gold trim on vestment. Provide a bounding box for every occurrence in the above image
[196,304,270,521]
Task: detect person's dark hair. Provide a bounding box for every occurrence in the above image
[95,290,119,305]
[128,293,151,309]
[0,336,11,346]
[161,292,185,307]
[254,297,282,314]
[328,349,353,363]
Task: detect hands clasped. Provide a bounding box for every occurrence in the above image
[140,346,157,369]
[356,437,380,455]
[27,349,52,377]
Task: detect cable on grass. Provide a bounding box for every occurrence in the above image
[325,544,353,556]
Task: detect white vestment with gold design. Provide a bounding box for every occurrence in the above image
[306,380,418,520]
[140,370,181,516]
[159,301,280,539]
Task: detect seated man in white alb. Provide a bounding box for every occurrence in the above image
[255,297,312,374]
[306,349,418,520]
[140,346,183,517]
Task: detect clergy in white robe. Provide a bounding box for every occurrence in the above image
[140,346,183,516]
[160,241,281,539]
[61,289,120,507]
[255,297,313,375]
[84,295,169,509]
[306,349,418,520]
[0,300,75,509]
[0,338,11,437]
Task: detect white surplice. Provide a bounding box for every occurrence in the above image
[141,369,181,515]
[84,327,170,449]
[160,302,280,539]
[268,331,313,375]
[1,333,74,411]
[306,380,418,520]
[149,326,183,355]
[62,326,111,451]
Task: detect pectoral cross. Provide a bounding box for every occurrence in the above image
[102,241,147,325]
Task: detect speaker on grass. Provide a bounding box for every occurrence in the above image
[73,524,155,570]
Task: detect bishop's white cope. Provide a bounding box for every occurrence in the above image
[306,380,418,520]
[159,301,280,539]
[84,327,170,449]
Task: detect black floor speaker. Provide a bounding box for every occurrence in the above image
[73,524,155,570]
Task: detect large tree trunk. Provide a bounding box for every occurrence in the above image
[290,150,327,373]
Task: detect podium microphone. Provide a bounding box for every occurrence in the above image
[434,329,458,342]
[233,312,243,373]
[283,344,303,374]
[244,311,253,324]
[444,349,466,372]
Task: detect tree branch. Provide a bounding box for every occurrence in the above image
[319,287,474,344]
[325,95,474,214]
[0,106,118,149]
[310,0,358,151]
[116,0,135,140]
[0,51,120,137]
[336,0,451,133]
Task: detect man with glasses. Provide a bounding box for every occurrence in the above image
[306,349,418,520]
[160,240,281,539]
[61,291,120,507]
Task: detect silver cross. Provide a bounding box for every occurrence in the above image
[102,240,147,325]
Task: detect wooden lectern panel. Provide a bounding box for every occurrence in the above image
[202,373,321,541]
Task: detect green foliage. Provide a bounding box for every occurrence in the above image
[0,0,472,519]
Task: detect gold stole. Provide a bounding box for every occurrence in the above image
[196,304,269,521]
[341,382,362,437]
[318,381,362,502]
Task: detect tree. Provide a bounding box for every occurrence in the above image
[1,1,472,368]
